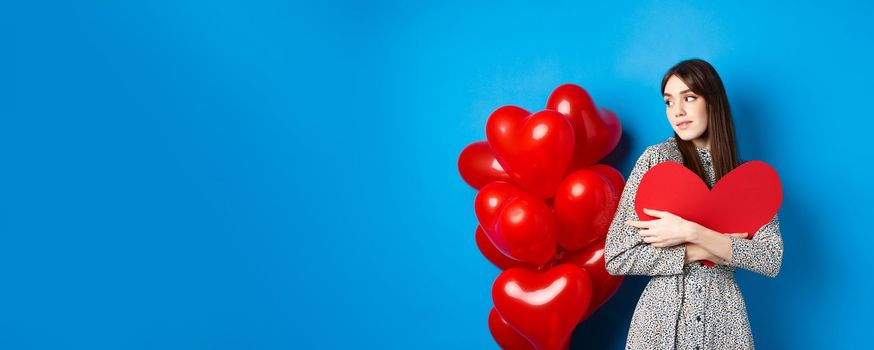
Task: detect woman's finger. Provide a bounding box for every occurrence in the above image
[642,208,664,218]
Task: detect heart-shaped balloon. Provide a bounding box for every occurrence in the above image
[560,239,624,320]
[493,264,592,350]
[475,226,537,271]
[486,106,575,199]
[488,307,536,350]
[589,164,626,196]
[546,84,621,169]
[458,141,513,189]
[635,160,783,267]
[475,181,526,228]
[475,181,558,265]
[553,168,621,251]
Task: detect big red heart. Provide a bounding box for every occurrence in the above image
[559,239,624,320]
[493,264,592,350]
[634,160,783,267]
[475,181,558,265]
[486,106,575,199]
[458,141,514,189]
[546,84,621,169]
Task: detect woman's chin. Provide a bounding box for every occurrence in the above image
[676,131,703,141]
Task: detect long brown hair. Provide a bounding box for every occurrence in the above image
[661,58,740,187]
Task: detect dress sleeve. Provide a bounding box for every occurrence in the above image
[725,214,784,278]
[604,146,687,276]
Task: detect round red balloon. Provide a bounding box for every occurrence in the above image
[552,169,619,251]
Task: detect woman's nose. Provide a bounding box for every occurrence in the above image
[674,105,686,118]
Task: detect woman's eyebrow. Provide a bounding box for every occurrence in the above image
[663,89,692,97]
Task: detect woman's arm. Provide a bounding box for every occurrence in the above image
[629,208,783,277]
[687,226,738,262]
[605,147,688,277]
[682,215,784,277]
[684,242,725,265]
[715,214,784,277]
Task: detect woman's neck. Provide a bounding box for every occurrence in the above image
[692,137,710,150]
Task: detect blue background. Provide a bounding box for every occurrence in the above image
[1,1,871,349]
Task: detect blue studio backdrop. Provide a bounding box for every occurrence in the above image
[1,1,872,349]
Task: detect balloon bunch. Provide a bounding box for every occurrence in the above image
[458,84,627,350]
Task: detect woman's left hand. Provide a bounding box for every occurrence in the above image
[625,208,700,248]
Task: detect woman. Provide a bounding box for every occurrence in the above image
[604,58,783,350]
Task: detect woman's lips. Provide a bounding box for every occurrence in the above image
[677,121,692,130]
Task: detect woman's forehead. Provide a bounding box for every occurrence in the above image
[663,75,691,96]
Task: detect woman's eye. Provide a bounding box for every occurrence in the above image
[685,95,697,102]
[665,100,672,107]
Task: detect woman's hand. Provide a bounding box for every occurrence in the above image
[685,233,749,265]
[684,243,715,264]
[625,208,701,248]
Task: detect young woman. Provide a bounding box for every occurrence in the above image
[604,58,783,350]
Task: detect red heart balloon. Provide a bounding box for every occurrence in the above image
[475,181,528,229]
[488,307,537,350]
[475,226,537,270]
[494,196,558,266]
[546,84,621,169]
[560,240,625,320]
[486,106,575,199]
[475,181,558,265]
[589,164,626,196]
[553,168,621,251]
[493,264,592,350]
[458,141,514,189]
[635,160,783,267]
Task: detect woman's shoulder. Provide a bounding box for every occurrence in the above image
[639,136,682,163]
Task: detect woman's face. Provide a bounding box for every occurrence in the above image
[663,75,709,146]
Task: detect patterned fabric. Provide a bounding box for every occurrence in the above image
[604,136,784,350]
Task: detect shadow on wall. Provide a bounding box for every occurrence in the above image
[569,130,639,349]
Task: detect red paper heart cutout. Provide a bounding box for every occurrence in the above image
[486,106,575,199]
[635,160,783,266]
[546,84,621,169]
[493,264,592,350]
[458,141,513,189]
